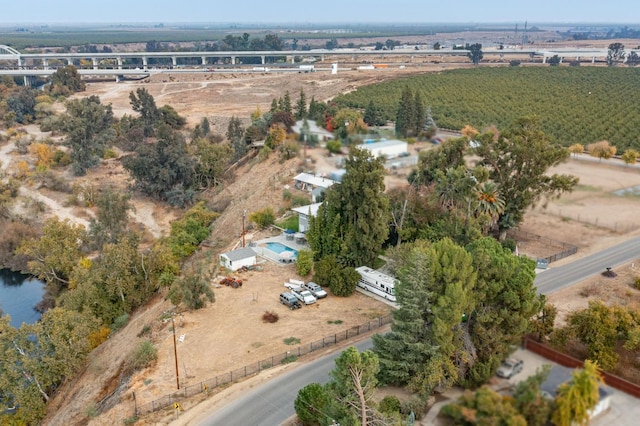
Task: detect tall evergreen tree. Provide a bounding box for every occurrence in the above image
[309,148,389,267]
[395,86,414,138]
[294,88,307,120]
[282,91,293,114]
[363,100,385,127]
[412,91,426,136]
[373,238,476,395]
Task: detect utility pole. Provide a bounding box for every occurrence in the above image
[171,315,180,390]
[242,209,247,248]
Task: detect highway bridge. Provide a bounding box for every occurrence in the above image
[0,44,626,69]
[0,44,634,85]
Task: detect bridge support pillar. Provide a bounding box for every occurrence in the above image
[560,56,563,64]
[43,59,49,70]
[117,57,123,70]
[142,56,148,70]
[231,56,235,65]
[261,56,265,64]
[592,56,596,63]
[92,58,98,70]
[201,56,207,65]
[291,55,295,64]
[542,56,547,64]
[172,56,177,67]
[17,57,22,68]
[23,75,36,87]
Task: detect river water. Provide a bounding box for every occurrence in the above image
[0,269,45,328]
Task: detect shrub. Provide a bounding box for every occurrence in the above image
[283,336,301,345]
[282,355,298,364]
[103,148,118,159]
[124,339,158,374]
[509,60,521,67]
[400,395,432,417]
[262,311,279,323]
[501,238,517,253]
[633,276,640,290]
[296,249,314,276]
[379,395,402,415]
[326,139,342,154]
[87,326,111,350]
[249,207,275,229]
[112,313,129,331]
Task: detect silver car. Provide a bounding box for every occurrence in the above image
[496,358,524,379]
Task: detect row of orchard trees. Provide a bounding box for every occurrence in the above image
[333,67,640,151]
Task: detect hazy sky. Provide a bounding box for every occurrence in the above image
[1,1,638,24]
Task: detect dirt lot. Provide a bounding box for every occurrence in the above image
[13,67,636,425]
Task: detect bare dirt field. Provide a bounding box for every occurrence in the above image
[13,66,636,425]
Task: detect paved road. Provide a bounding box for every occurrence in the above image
[535,236,640,294]
[201,339,373,425]
[201,237,640,425]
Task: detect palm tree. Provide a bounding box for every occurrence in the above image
[475,182,505,233]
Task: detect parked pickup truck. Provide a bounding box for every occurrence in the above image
[304,281,327,299]
[284,283,317,305]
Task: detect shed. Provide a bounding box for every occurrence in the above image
[294,173,336,192]
[541,365,612,420]
[356,139,408,159]
[219,247,257,271]
[291,202,323,233]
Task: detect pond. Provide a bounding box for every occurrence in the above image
[0,269,45,328]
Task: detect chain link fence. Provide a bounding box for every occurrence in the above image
[135,314,392,416]
[507,228,578,264]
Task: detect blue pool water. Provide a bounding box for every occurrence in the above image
[265,242,298,257]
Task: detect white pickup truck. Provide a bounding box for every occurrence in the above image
[284,282,317,305]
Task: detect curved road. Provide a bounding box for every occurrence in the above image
[201,236,640,425]
[201,339,373,425]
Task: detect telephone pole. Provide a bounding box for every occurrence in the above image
[171,315,180,390]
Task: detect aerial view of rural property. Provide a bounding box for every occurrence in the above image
[2,1,640,425]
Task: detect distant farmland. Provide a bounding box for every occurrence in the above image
[334,66,640,150]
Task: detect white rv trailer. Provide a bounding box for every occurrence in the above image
[355,266,397,302]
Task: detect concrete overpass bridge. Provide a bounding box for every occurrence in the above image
[0,44,623,69]
[0,44,634,85]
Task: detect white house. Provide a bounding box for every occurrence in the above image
[294,173,336,192]
[291,202,323,233]
[291,119,334,142]
[356,139,408,159]
[219,247,257,271]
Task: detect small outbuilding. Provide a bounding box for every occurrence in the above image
[356,139,408,159]
[294,173,336,192]
[219,247,257,271]
[292,202,323,233]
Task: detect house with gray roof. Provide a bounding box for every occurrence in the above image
[219,247,257,271]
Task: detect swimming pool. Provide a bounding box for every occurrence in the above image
[264,242,298,257]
